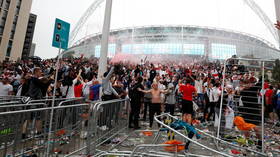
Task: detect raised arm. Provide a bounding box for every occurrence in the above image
[109,83,119,97]
[188,73,195,81]
[139,88,151,94]
[105,66,115,81]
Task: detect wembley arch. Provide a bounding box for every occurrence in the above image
[69,0,280,47]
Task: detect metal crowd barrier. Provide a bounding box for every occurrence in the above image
[0,96,25,103]
[67,98,130,156]
[0,103,90,157]
[217,58,275,154]
[0,97,85,113]
[0,98,129,157]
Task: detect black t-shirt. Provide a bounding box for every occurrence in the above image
[134,68,141,77]
[149,69,156,82]
[131,83,144,102]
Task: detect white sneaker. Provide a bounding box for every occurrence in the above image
[80,131,88,139]
[100,126,108,131]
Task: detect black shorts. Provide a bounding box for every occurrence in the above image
[182,99,193,114]
[266,104,274,113]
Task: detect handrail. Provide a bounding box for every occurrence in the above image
[0,103,47,108]
[0,103,89,115]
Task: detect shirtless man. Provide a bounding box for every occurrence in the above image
[140,83,167,128]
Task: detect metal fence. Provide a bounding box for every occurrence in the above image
[217,58,275,154]
[0,97,85,113]
[0,98,128,157]
[84,98,129,156]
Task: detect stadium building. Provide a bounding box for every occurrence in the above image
[63,0,280,61]
[64,25,280,61]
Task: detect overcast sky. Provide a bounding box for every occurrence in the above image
[31,0,277,59]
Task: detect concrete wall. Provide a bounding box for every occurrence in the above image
[0,0,33,61]
[10,0,33,61]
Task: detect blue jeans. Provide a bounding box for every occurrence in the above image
[197,93,205,109]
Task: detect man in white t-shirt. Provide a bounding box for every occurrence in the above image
[0,78,13,96]
[195,76,205,109]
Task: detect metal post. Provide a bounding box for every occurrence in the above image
[217,59,227,138]
[274,0,280,48]
[97,0,113,80]
[46,42,62,156]
[261,61,265,153]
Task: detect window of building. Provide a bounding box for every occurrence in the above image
[122,43,185,55]
[211,43,236,59]
[122,44,132,54]
[9,30,14,39]
[0,26,4,35]
[15,0,22,15]
[0,0,4,7]
[4,0,10,10]
[183,44,204,55]
[95,44,116,58]
[0,10,8,34]
[6,40,12,57]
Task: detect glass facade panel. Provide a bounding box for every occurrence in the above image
[183,44,204,55]
[211,43,236,59]
[122,43,206,55]
[122,43,184,54]
[95,44,116,58]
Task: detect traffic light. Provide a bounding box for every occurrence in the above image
[55,34,60,42]
[57,23,62,30]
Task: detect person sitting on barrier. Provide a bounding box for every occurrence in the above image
[233,116,262,148]
[170,120,201,152]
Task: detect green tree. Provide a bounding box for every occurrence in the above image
[272,59,280,82]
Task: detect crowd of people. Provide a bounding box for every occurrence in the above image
[0,56,280,133]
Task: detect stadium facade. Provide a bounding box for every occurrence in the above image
[64,25,280,60]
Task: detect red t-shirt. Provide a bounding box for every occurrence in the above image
[180,84,196,101]
[185,69,192,76]
[264,82,269,89]
[74,84,83,97]
[265,89,273,105]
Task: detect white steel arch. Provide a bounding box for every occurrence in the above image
[69,0,280,47]
[243,0,279,45]
[69,0,104,46]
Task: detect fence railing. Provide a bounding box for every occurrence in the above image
[0,97,129,157]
